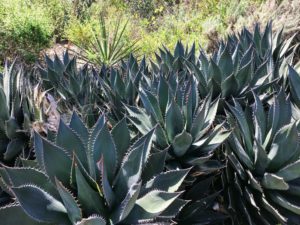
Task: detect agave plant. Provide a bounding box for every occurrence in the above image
[0,61,39,163]
[225,90,300,224]
[176,176,228,224]
[150,41,196,74]
[39,51,102,127]
[0,112,189,224]
[225,22,298,78]
[99,54,149,121]
[125,74,231,172]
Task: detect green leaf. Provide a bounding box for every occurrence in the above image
[39,134,72,185]
[288,65,300,107]
[261,173,289,190]
[12,185,69,224]
[1,166,59,198]
[140,88,164,124]
[221,73,238,97]
[4,139,24,161]
[165,99,184,141]
[253,140,269,175]
[269,192,300,215]
[5,118,20,139]
[55,179,82,224]
[229,134,253,170]
[276,159,300,182]
[158,75,169,113]
[0,203,48,225]
[268,123,299,170]
[75,216,106,225]
[218,44,233,79]
[99,157,115,208]
[111,117,130,164]
[56,120,88,170]
[126,190,182,223]
[142,168,190,194]
[75,166,106,216]
[172,130,192,157]
[0,88,9,120]
[111,182,141,223]
[93,124,117,183]
[141,150,167,182]
[69,112,89,147]
[114,142,144,200]
[227,100,253,158]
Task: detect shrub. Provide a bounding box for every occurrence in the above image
[0,0,55,63]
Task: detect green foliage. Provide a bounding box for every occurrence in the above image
[39,51,103,127]
[0,62,36,163]
[0,20,300,225]
[225,91,300,224]
[74,16,139,67]
[0,0,55,63]
[0,113,189,224]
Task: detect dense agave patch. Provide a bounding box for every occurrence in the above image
[0,21,299,225]
[39,52,103,127]
[0,113,190,225]
[126,74,231,173]
[225,91,300,224]
[0,62,38,163]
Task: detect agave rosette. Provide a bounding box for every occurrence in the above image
[225,90,300,224]
[39,51,102,127]
[125,74,231,172]
[0,112,189,225]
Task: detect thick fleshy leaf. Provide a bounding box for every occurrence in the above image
[268,123,299,170]
[99,157,115,208]
[288,65,300,107]
[141,150,167,182]
[172,130,192,157]
[142,168,189,195]
[56,120,88,169]
[111,182,141,223]
[93,124,117,183]
[35,133,72,185]
[261,173,289,190]
[4,139,24,161]
[76,216,106,225]
[125,190,182,223]
[75,166,105,215]
[269,192,300,215]
[0,204,48,225]
[1,166,59,198]
[12,185,69,224]
[111,117,130,164]
[55,179,82,223]
[165,99,184,141]
[140,88,164,124]
[69,112,89,144]
[227,100,253,158]
[114,142,144,200]
[276,159,300,182]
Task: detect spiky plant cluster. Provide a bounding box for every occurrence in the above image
[0,22,299,225]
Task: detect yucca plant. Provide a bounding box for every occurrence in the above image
[74,16,139,67]
[0,112,189,225]
[125,75,231,172]
[225,90,300,224]
[39,51,102,127]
